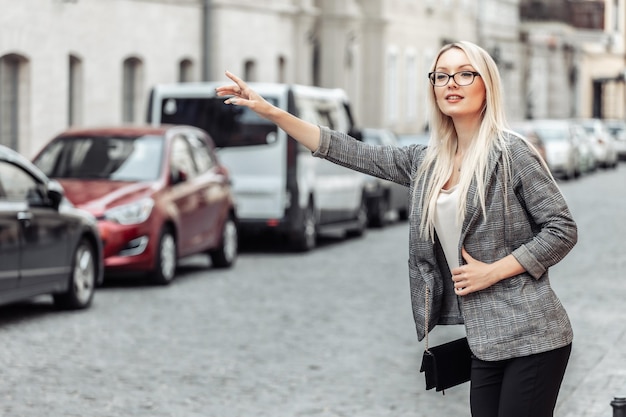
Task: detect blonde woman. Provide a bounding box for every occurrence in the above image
[217,41,577,417]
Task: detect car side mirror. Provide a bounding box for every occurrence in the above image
[47,180,65,209]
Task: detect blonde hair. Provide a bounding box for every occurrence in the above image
[413,41,511,241]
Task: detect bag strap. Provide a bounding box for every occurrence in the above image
[424,286,430,352]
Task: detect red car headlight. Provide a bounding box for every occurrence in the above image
[103,197,155,225]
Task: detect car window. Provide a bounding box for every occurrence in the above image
[171,135,198,178]
[34,135,164,181]
[187,133,216,174]
[160,97,279,148]
[0,160,40,202]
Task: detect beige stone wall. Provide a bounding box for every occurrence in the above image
[2,0,623,158]
[0,0,201,157]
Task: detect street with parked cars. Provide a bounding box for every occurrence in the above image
[0,160,624,417]
[31,125,239,286]
[0,96,624,417]
[0,116,623,312]
[510,118,621,180]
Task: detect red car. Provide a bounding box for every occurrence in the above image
[32,125,238,285]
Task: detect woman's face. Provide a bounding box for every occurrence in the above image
[432,48,486,122]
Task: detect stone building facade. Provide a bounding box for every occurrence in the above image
[0,0,202,157]
[1,0,624,156]
[520,0,626,120]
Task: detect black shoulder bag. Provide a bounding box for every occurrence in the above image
[419,287,472,394]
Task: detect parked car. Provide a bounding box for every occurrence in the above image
[0,144,103,309]
[576,118,619,168]
[148,82,368,251]
[568,121,597,174]
[511,119,580,179]
[32,125,238,285]
[360,128,410,226]
[507,123,548,164]
[604,119,626,161]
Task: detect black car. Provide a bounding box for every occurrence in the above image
[0,144,103,309]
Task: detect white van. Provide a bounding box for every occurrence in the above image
[147,82,368,251]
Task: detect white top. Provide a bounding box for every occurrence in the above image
[434,185,462,272]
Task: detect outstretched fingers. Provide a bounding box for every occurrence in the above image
[216,71,248,100]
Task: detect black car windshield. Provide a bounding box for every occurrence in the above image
[34,135,164,181]
[159,97,278,148]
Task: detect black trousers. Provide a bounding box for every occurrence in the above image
[470,343,572,417]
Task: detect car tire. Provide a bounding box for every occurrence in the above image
[398,206,409,221]
[369,195,389,228]
[346,196,368,238]
[209,214,238,268]
[151,226,177,285]
[291,202,317,252]
[53,238,97,310]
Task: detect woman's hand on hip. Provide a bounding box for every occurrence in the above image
[452,247,525,296]
[452,247,499,295]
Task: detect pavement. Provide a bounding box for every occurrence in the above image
[547,167,626,417]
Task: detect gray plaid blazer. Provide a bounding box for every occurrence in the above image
[314,126,577,361]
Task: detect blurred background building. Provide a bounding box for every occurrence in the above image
[0,0,624,156]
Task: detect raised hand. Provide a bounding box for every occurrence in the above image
[215,71,322,151]
[215,71,275,119]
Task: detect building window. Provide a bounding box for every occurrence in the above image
[569,1,605,30]
[423,49,435,131]
[68,54,83,126]
[179,59,194,83]
[386,48,399,123]
[312,40,320,87]
[0,54,26,150]
[122,57,143,123]
[277,55,286,83]
[405,51,417,121]
[244,60,256,82]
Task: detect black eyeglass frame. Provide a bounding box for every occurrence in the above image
[428,71,481,87]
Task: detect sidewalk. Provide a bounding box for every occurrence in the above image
[556,325,626,417]
[551,170,626,417]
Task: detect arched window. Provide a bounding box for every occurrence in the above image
[405,50,418,122]
[244,60,256,82]
[0,54,29,151]
[122,57,144,123]
[312,40,320,87]
[277,55,286,83]
[386,48,399,123]
[179,58,194,83]
[68,54,83,126]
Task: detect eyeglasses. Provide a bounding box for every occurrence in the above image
[428,71,481,87]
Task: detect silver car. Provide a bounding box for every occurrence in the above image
[576,118,619,168]
[604,119,626,161]
[512,119,580,180]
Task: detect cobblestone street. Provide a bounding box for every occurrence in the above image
[0,165,624,417]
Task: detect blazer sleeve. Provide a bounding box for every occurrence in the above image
[509,139,578,279]
[312,126,423,187]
